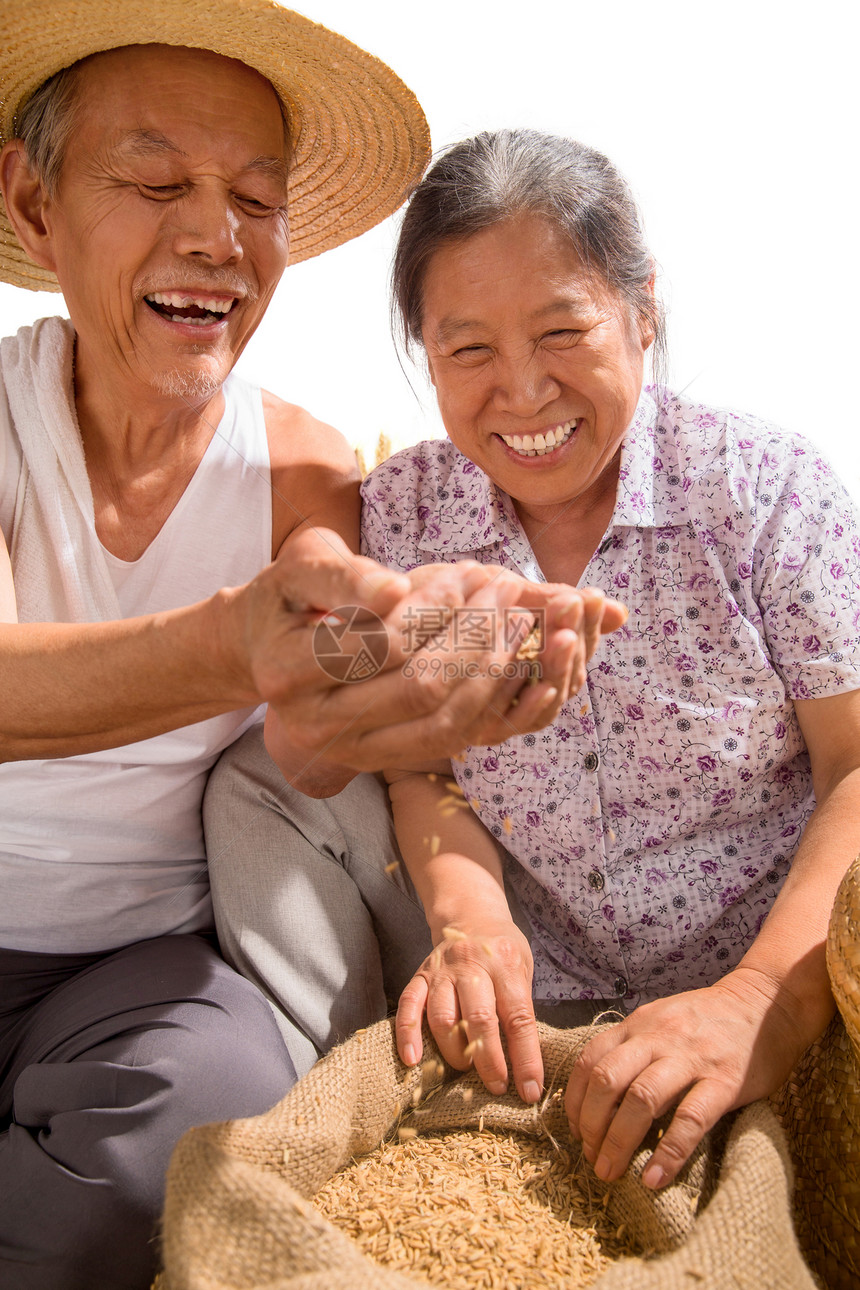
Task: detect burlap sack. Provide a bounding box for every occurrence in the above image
[159,1020,815,1290]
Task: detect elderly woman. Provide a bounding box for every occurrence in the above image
[360,128,860,1191]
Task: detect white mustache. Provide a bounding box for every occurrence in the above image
[138,269,258,303]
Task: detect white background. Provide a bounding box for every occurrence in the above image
[2,0,858,493]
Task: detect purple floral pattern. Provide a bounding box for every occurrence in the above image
[361,389,860,1005]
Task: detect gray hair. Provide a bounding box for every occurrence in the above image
[392,128,666,382]
[15,50,293,197]
[15,64,83,197]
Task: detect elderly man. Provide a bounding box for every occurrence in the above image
[0,2,622,1287]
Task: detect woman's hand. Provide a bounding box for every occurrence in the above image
[564,964,825,1188]
[396,918,544,1104]
[567,693,860,1190]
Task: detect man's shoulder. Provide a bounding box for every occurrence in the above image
[259,387,361,555]
[260,388,358,476]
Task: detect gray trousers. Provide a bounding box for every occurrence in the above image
[204,723,434,1077]
[0,932,295,1290]
[204,725,623,1079]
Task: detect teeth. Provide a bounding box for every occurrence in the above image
[501,419,577,458]
[145,291,234,313]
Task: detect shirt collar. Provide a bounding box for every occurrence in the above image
[612,387,660,528]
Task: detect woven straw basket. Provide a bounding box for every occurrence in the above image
[770,849,860,1288]
[156,852,860,1290]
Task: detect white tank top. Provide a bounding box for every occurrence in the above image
[0,372,271,952]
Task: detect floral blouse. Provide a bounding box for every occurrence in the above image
[360,389,860,1006]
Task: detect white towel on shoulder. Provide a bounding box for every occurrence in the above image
[0,316,121,623]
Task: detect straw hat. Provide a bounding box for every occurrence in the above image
[0,0,431,291]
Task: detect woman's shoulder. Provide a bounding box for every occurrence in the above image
[360,437,481,567]
[655,388,840,499]
[361,437,469,498]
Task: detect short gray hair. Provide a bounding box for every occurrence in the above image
[15,64,83,197]
[15,50,294,197]
[393,128,666,381]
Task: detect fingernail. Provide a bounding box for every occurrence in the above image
[523,1080,541,1104]
[402,1044,417,1067]
[642,1163,667,1190]
[595,1153,612,1180]
[487,1080,508,1096]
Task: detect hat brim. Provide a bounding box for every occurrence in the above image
[0,0,431,290]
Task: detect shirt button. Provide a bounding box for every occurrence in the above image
[584,751,599,772]
[587,871,605,891]
[613,976,628,997]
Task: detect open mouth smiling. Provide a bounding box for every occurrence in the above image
[144,291,237,326]
[498,418,578,458]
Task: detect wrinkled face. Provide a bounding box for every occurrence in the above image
[41,44,290,403]
[421,213,653,519]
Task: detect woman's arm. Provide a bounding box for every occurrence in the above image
[388,761,544,1104]
[565,686,860,1188]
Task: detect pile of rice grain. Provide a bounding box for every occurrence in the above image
[312,1127,628,1289]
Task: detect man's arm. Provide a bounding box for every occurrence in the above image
[0,396,356,765]
[259,392,364,794]
[0,514,617,769]
[0,379,626,769]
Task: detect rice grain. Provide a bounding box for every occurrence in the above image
[313,1127,626,1289]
